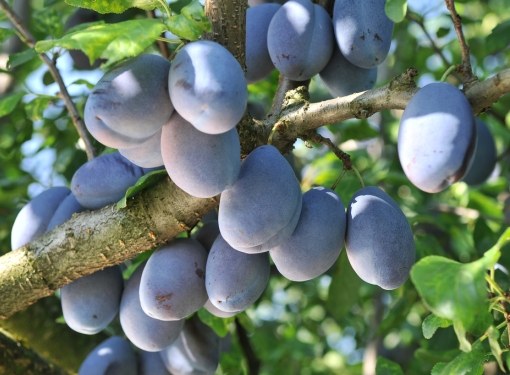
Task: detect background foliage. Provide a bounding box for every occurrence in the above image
[1,0,510,374]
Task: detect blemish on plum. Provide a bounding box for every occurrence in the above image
[175,79,192,91]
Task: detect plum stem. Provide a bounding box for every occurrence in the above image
[0,0,96,161]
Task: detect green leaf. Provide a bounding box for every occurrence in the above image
[422,314,452,339]
[376,357,404,375]
[25,95,55,121]
[167,0,211,40]
[197,309,234,338]
[385,0,407,23]
[336,120,379,141]
[116,169,167,209]
[0,92,24,118]
[0,27,15,43]
[431,341,487,375]
[7,48,38,70]
[411,248,499,350]
[486,20,510,54]
[65,0,159,14]
[35,19,166,67]
[488,326,505,372]
[489,227,510,254]
[327,250,363,320]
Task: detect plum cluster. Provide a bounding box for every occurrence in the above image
[246,0,391,96]
[9,1,465,373]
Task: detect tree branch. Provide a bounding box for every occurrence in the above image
[204,0,247,66]
[406,11,452,69]
[444,0,477,86]
[235,318,260,375]
[0,0,96,161]
[0,178,217,319]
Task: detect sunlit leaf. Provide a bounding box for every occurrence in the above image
[167,0,211,40]
[65,0,159,14]
[385,0,407,23]
[35,19,166,67]
[411,245,499,351]
[197,309,234,337]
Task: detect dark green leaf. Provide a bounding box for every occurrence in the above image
[486,20,510,54]
[337,120,379,141]
[436,27,450,38]
[376,357,404,375]
[431,341,488,375]
[327,251,363,320]
[422,314,452,339]
[116,169,167,209]
[0,27,15,42]
[7,49,38,70]
[0,92,24,118]
[35,19,166,67]
[385,0,407,23]
[65,0,159,14]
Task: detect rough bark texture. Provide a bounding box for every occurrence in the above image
[205,0,246,66]
[0,177,217,319]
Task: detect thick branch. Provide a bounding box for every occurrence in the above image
[204,0,246,66]
[0,0,96,160]
[266,67,510,150]
[0,178,217,319]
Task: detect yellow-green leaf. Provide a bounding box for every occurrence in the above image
[65,0,159,14]
[35,19,166,67]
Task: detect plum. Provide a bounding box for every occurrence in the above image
[267,0,334,81]
[84,54,172,148]
[398,82,476,193]
[168,40,247,135]
[270,187,346,281]
[345,186,415,290]
[333,0,394,68]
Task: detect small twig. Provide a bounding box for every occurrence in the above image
[407,11,451,68]
[304,131,352,170]
[0,0,96,160]
[303,131,366,188]
[235,318,260,375]
[444,0,477,86]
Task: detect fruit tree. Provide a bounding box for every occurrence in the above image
[0,0,510,374]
